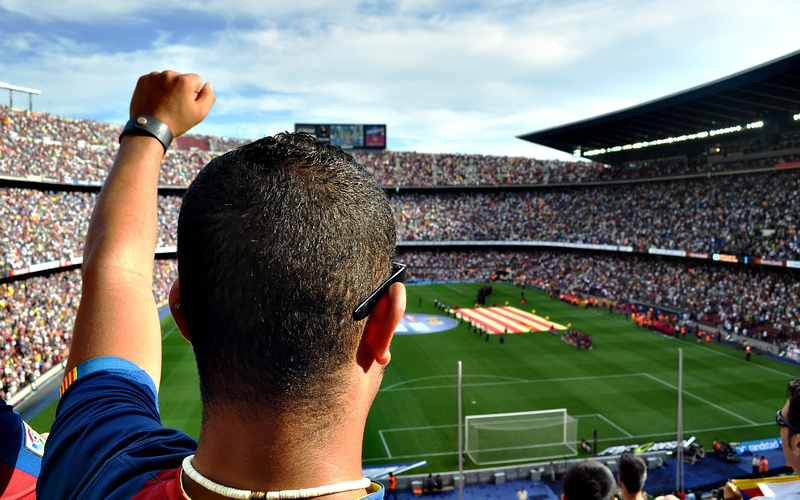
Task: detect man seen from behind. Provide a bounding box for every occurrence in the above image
[38,71,407,500]
[617,453,647,500]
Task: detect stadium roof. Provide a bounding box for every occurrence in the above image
[518,49,800,165]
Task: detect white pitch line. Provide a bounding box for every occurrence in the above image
[596,413,634,438]
[381,374,528,392]
[595,421,776,442]
[571,413,633,438]
[162,322,178,340]
[363,450,460,462]
[365,420,777,462]
[383,380,535,392]
[381,423,458,433]
[641,372,757,425]
[378,430,393,458]
[374,413,631,461]
[459,442,578,453]
[692,342,799,378]
[382,414,634,437]
[380,373,634,392]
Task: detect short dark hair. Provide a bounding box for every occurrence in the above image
[177,132,396,425]
[787,378,800,435]
[617,453,647,493]
[563,460,616,500]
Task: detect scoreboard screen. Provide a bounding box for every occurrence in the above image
[364,125,386,148]
[295,123,386,150]
[330,124,363,149]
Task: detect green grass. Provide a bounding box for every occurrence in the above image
[365,283,795,470]
[29,283,797,473]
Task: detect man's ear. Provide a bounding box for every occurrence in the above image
[169,278,191,344]
[789,432,800,460]
[357,283,406,370]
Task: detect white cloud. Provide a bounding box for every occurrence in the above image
[0,0,160,22]
[1,0,799,157]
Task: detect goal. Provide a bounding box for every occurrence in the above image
[464,409,578,465]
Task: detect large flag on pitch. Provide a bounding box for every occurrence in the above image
[452,306,566,334]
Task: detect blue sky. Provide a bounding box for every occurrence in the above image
[1,0,799,159]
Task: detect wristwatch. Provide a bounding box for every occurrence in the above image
[119,115,173,153]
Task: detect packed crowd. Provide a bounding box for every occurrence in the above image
[3,168,798,272]
[3,105,800,393]
[391,169,800,259]
[353,150,611,186]
[0,260,178,399]
[4,104,799,188]
[0,104,612,186]
[603,147,800,181]
[0,187,182,273]
[398,249,800,344]
[0,105,228,185]
[0,271,78,399]
[1,105,119,146]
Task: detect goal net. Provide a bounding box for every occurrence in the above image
[465,409,578,465]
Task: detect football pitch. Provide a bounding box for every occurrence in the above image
[29,283,798,472]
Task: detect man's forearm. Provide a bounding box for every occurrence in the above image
[66,135,166,379]
[83,135,164,278]
[64,72,215,388]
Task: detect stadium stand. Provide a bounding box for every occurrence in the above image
[172,135,210,151]
[0,188,182,273]
[0,260,178,399]
[2,50,800,413]
[6,103,799,187]
[390,170,800,258]
[2,101,800,397]
[1,271,77,399]
[2,170,800,273]
[2,51,799,500]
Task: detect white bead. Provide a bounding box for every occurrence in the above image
[181,455,372,500]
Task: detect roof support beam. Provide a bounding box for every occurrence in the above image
[736,87,800,106]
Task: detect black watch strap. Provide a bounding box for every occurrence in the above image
[119,115,173,153]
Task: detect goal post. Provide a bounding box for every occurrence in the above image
[464,409,578,465]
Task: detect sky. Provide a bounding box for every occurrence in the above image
[1,0,799,159]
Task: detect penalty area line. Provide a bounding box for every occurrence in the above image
[363,420,775,463]
[641,372,757,425]
[378,430,393,458]
[575,413,633,438]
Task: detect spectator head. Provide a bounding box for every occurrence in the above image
[780,378,800,472]
[173,132,403,430]
[617,453,647,496]
[562,460,617,500]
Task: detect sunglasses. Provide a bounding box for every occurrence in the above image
[776,409,799,434]
[352,262,407,321]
